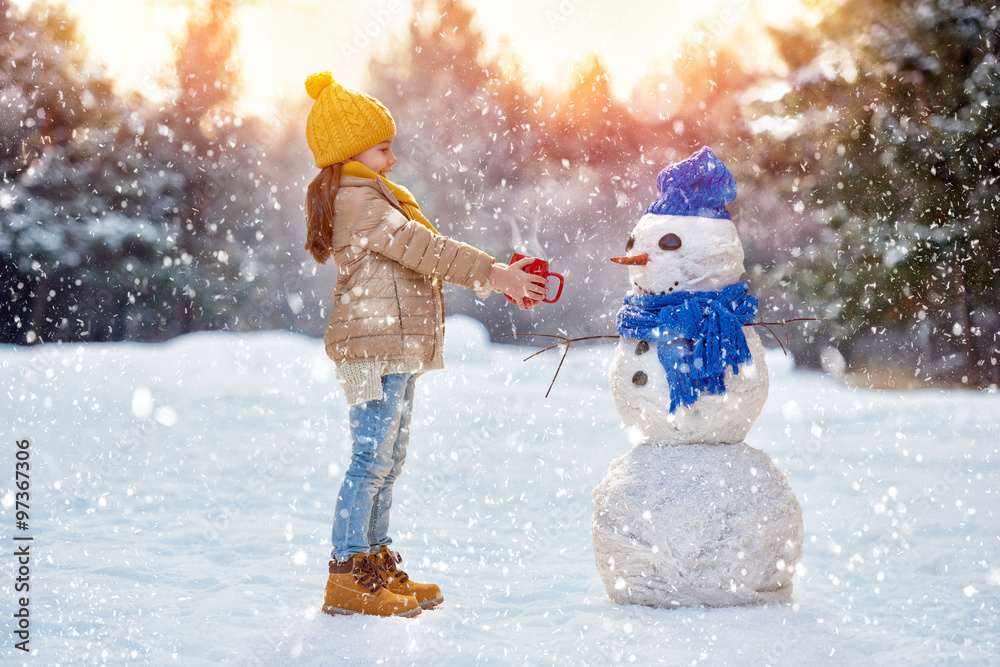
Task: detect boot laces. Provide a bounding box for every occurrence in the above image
[353,555,389,593]
[382,548,410,584]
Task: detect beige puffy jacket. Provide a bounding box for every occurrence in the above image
[324,176,495,364]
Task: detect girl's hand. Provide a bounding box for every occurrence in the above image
[489,258,549,310]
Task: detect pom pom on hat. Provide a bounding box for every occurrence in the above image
[305,71,334,100]
[304,72,396,169]
[645,147,736,220]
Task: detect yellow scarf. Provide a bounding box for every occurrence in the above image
[342,161,438,234]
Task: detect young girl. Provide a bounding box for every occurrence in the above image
[303,72,548,618]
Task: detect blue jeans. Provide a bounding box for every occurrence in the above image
[330,373,416,562]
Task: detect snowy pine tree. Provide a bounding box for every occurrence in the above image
[761,0,1000,387]
[0,2,164,343]
[1,0,276,343]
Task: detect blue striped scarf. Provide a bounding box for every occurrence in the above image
[616,283,758,413]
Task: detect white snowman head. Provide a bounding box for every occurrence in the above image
[611,213,745,294]
[612,147,744,293]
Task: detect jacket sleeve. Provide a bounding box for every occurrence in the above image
[340,188,495,291]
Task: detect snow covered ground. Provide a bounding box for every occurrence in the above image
[1,316,997,666]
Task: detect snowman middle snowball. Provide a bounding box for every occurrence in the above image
[608,212,769,446]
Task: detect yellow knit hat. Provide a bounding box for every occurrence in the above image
[304,72,396,169]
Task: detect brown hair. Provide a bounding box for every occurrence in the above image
[304,163,342,264]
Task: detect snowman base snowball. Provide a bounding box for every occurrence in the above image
[592,441,804,608]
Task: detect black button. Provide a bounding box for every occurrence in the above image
[632,371,648,386]
[635,340,649,355]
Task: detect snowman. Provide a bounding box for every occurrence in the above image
[592,147,804,607]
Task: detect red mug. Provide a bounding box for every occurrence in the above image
[505,253,565,308]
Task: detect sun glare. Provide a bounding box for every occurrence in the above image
[27,0,820,118]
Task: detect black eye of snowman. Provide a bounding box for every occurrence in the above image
[658,233,681,251]
[625,235,635,252]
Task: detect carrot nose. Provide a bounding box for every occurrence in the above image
[610,253,649,266]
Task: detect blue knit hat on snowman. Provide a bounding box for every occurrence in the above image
[617,146,756,413]
[644,146,737,220]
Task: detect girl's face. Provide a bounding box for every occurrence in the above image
[353,137,397,177]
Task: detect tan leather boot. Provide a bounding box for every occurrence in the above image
[322,554,421,617]
[375,546,443,610]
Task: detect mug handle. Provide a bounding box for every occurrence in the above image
[542,272,564,303]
